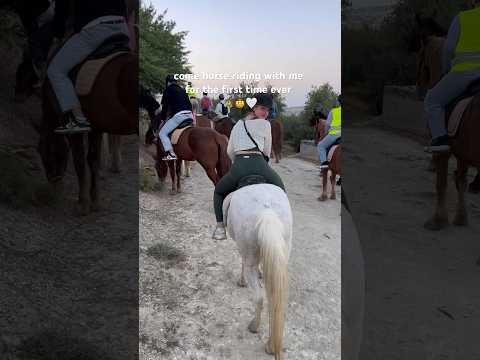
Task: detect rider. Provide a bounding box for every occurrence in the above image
[313,105,327,146]
[317,96,342,169]
[267,97,279,120]
[201,91,213,114]
[158,74,193,161]
[425,0,480,152]
[47,0,130,134]
[212,93,286,240]
[214,94,228,117]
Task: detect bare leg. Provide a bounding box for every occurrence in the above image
[425,153,450,230]
[453,160,468,226]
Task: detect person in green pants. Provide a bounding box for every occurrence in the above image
[212,93,286,240]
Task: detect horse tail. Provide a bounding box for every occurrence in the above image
[257,209,288,360]
[216,133,231,177]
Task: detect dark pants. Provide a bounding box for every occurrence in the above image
[213,154,285,222]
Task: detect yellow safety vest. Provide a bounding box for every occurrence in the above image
[452,7,480,72]
[186,86,196,98]
[328,106,341,135]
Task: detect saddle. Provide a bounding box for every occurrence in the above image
[222,175,268,225]
[157,118,194,145]
[446,78,480,136]
[69,33,131,96]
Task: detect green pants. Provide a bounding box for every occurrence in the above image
[214,154,286,222]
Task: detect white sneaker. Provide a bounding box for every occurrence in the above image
[162,152,177,161]
[212,226,227,240]
[54,119,91,134]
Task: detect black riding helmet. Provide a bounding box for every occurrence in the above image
[165,74,176,87]
[253,93,273,109]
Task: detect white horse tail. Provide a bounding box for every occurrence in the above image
[257,209,288,360]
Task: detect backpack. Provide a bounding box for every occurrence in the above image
[221,102,228,115]
[201,96,210,110]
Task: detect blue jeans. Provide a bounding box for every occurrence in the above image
[159,110,193,152]
[317,133,340,163]
[47,20,129,113]
[424,69,480,139]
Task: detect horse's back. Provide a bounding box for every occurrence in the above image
[225,184,292,251]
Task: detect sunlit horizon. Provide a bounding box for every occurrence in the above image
[147,0,341,107]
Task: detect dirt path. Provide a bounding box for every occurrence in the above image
[343,124,480,360]
[1,40,138,358]
[139,153,341,359]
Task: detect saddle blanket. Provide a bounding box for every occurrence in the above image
[448,96,473,137]
[327,145,339,163]
[171,126,193,145]
[75,51,129,96]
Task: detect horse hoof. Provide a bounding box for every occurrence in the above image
[75,203,90,216]
[237,278,247,287]
[265,341,274,355]
[318,195,327,202]
[248,319,259,333]
[453,215,468,226]
[424,216,448,231]
[330,194,336,200]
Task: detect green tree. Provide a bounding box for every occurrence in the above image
[139,3,190,93]
[303,83,339,120]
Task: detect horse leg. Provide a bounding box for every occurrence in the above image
[468,168,480,194]
[108,134,122,173]
[237,259,247,287]
[168,161,176,194]
[184,160,191,177]
[425,153,449,230]
[69,134,90,215]
[176,160,182,193]
[245,263,263,334]
[319,169,328,201]
[330,171,337,200]
[453,160,469,226]
[88,131,102,212]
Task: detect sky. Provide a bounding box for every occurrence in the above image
[148,0,341,107]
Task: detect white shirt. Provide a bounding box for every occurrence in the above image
[227,118,271,161]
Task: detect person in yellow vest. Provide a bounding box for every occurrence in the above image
[318,96,341,169]
[425,0,480,152]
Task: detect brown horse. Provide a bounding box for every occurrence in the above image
[414,17,480,229]
[319,145,341,201]
[270,118,283,163]
[155,123,231,193]
[196,111,235,138]
[38,51,138,214]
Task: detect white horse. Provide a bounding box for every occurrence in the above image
[223,183,292,360]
